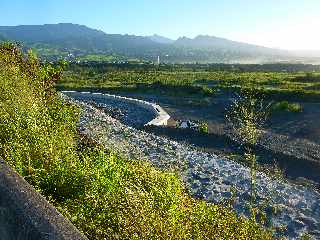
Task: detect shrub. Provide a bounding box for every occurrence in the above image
[225,88,270,220]
[201,86,215,96]
[271,101,302,113]
[0,43,83,200]
[198,121,209,134]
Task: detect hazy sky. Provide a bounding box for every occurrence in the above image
[1,0,320,50]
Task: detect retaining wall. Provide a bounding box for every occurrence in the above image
[61,91,171,126]
[0,157,87,240]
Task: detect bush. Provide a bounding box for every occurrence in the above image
[198,121,209,134]
[0,43,272,239]
[271,101,302,113]
[201,86,215,96]
[0,43,83,200]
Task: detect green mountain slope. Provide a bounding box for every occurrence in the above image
[0,23,300,63]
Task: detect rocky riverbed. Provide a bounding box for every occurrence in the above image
[61,92,320,239]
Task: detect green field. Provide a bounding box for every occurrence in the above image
[59,63,320,102]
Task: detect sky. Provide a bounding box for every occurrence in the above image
[1,0,320,50]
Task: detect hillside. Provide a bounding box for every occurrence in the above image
[0,23,167,59]
[175,35,286,55]
[0,23,313,63]
[148,34,175,44]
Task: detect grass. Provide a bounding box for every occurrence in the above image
[57,145,271,239]
[0,43,274,239]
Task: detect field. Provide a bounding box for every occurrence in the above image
[59,63,320,101]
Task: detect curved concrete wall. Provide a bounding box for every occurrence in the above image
[61,91,171,126]
[0,157,87,240]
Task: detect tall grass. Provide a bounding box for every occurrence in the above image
[226,88,270,221]
[0,43,272,239]
[0,43,83,200]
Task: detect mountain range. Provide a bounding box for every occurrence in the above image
[0,23,318,63]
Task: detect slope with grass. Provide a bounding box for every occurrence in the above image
[0,44,273,239]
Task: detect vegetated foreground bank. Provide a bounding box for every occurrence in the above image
[63,91,320,239]
[0,45,274,239]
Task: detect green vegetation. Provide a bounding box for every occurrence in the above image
[30,43,70,58]
[59,63,320,102]
[226,89,270,220]
[198,121,209,134]
[60,145,270,239]
[0,44,272,239]
[271,101,303,113]
[77,54,118,62]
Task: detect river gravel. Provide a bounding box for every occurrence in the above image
[61,92,320,239]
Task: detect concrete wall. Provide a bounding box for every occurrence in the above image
[0,157,87,240]
[61,91,171,126]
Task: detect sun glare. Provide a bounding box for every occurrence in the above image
[231,16,320,50]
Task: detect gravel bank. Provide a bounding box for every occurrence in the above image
[61,92,320,239]
[258,130,320,164]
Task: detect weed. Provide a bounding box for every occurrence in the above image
[271,101,303,113]
[198,121,209,134]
